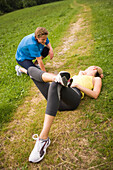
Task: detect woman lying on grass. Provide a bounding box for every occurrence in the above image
[27,65,103,163]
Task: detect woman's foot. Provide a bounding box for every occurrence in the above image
[29,134,51,163]
[55,71,70,87]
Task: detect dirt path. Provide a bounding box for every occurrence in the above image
[46,17,85,70]
[0,5,97,169]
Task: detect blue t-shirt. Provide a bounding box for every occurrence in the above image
[16,33,49,61]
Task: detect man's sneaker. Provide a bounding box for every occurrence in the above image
[55,71,70,87]
[15,65,22,76]
[29,134,51,163]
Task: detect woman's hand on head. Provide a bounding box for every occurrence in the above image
[78,71,86,76]
[100,74,104,78]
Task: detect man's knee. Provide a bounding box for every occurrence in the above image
[41,46,49,58]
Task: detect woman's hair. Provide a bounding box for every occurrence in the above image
[95,71,101,77]
[35,27,48,38]
[96,66,103,78]
[86,66,103,78]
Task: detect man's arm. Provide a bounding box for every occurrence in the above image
[36,57,46,71]
[46,42,54,60]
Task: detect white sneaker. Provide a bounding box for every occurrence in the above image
[55,71,70,87]
[29,134,51,163]
[15,65,22,76]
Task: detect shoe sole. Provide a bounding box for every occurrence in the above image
[61,76,68,86]
[60,72,70,80]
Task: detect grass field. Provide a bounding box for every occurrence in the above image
[0,0,80,127]
[0,0,113,169]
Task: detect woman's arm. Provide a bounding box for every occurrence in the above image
[71,77,102,99]
[78,70,87,76]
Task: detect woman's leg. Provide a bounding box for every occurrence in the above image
[39,83,81,140]
[28,67,77,137]
[28,66,57,99]
[27,67,58,100]
[28,67,80,116]
[59,86,81,111]
[32,79,49,100]
[39,114,55,139]
[28,66,56,82]
[39,83,60,140]
[45,82,81,116]
[28,67,50,99]
[29,82,80,163]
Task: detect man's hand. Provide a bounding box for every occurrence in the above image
[49,49,54,59]
[46,42,54,60]
[36,57,46,71]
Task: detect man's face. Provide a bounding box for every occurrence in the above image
[36,35,47,45]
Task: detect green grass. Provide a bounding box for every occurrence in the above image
[0,0,113,169]
[75,0,113,116]
[0,0,81,127]
[76,0,113,169]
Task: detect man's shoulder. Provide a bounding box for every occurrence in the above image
[26,33,37,45]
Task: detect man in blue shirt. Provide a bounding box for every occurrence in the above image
[15,27,54,75]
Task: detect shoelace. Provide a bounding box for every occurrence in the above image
[32,134,39,140]
[32,134,49,143]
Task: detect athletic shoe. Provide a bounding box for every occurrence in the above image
[55,71,70,87]
[15,65,22,76]
[67,78,73,87]
[29,134,51,163]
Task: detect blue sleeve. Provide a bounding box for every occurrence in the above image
[28,44,41,58]
[45,37,49,45]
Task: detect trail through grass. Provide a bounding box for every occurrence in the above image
[0,0,81,127]
[0,0,113,169]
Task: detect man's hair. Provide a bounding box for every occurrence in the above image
[35,27,48,38]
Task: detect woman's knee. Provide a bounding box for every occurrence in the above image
[28,66,45,82]
[50,82,58,88]
[48,82,59,95]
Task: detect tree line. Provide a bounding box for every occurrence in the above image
[0,0,62,14]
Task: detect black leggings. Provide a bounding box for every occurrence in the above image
[28,67,81,116]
